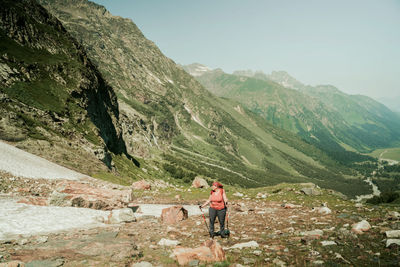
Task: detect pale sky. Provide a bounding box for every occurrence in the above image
[92,0,400,100]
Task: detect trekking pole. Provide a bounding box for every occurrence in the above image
[199,206,210,237]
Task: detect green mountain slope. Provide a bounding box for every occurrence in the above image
[0,0,373,197]
[0,0,137,175]
[189,66,400,159]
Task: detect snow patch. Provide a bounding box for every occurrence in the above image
[0,197,109,240]
[0,141,88,180]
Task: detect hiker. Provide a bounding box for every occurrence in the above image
[200,181,228,238]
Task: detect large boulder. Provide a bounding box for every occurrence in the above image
[132,180,151,190]
[161,206,188,224]
[301,187,321,196]
[173,240,225,266]
[57,180,133,210]
[191,176,209,188]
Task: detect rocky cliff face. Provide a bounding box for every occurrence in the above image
[0,0,131,172]
[39,0,212,158]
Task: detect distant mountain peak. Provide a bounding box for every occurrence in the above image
[267,71,304,90]
[183,63,212,77]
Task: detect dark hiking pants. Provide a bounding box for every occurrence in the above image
[209,207,226,236]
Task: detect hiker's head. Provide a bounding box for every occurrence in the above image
[212,181,223,189]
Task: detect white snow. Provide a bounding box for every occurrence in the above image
[0,197,109,240]
[0,141,88,180]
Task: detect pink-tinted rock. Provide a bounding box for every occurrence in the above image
[192,177,209,188]
[17,197,48,206]
[161,206,188,224]
[173,240,225,266]
[56,180,132,210]
[282,203,302,209]
[131,180,151,190]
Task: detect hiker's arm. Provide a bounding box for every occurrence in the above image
[223,191,228,206]
[200,196,211,208]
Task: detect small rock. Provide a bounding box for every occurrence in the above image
[242,257,256,265]
[272,258,286,267]
[131,261,153,267]
[35,236,48,244]
[229,241,259,249]
[300,230,323,238]
[386,239,400,247]
[321,241,337,246]
[108,208,136,224]
[387,211,400,220]
[281,203,301,209]
[158,238,181,247]
[312,260,325,266]
[18,239,28,246]
[352,220,371,234]
[233,192,244,197]
[312,206,332,214]
[386,230,400,238]
[253,250,262,256]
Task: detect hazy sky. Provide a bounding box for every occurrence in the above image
[92,0,400,99]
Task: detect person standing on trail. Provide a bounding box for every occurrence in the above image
[200,181,228,238]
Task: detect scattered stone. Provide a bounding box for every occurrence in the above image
[281,203,301,209]
[132,180,151,190]
[161,206,188,224]
[232,203,247,212]
[175,194,181,201]
[312,206,332,214]
[387,211,400,220]
[386,239,400,247]
[386,230,400,238]
[352,220,371,234]
[233,192,244,197]
[35,236,48,244]
[320,241,337,246]
[312,260,325,266]
[48,190,69,206]
[256,192,267,198]
[131,261,153,267]
[272,258,287,267]
[242,257,256,265]
[158,238,181,247]
[355,203,363,208]
[253,250,262,256]
[301,187,321,196]
[17,239,28,246]
[229,241,259,250]
[108,208,136,224]
[173,240,225,266]
[191,176,209,188]
[335,253,350,264]
[300,230,323,238]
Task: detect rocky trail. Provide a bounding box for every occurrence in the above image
[1,143,400,266]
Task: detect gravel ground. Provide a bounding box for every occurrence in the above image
[0,141,88,180]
